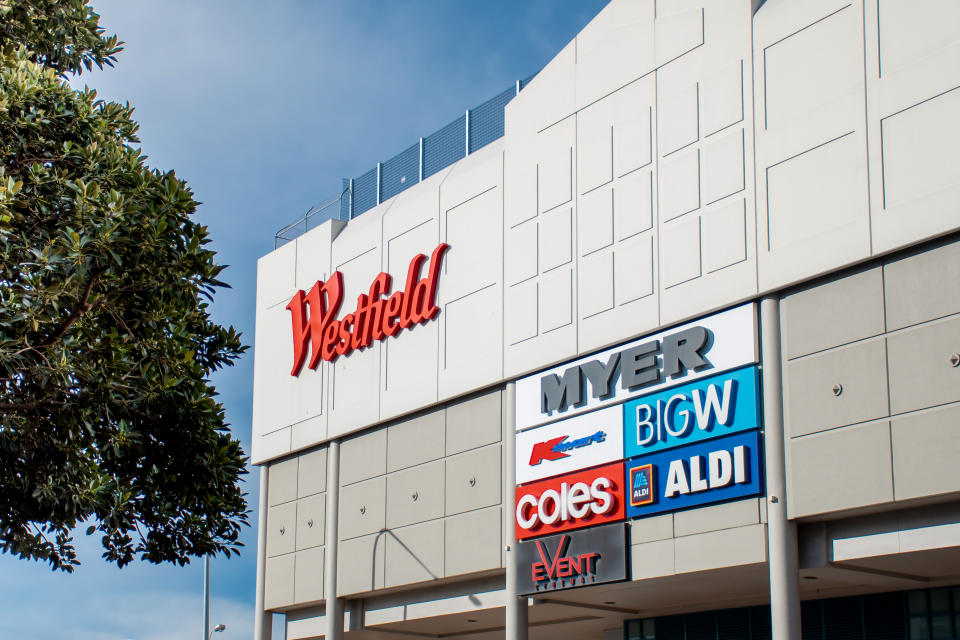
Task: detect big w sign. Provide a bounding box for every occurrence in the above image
[286,243,449,374]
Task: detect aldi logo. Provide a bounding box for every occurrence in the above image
[516,405,623,485]
[624,430,762,519]
[629,464,654,506]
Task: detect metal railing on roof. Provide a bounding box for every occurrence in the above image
[275,73,537,248]
[274,188,349,248]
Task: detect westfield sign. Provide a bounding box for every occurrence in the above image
[286,243,449,375]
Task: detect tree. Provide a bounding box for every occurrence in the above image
[0,1,249,571]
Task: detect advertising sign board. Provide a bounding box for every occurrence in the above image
[516,522,627,595]
[622,366,760,459]
[515,303,758,431]
[516,405,623,485]
[515,462,626,540]
[624,430,762,519]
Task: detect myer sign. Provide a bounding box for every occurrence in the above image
[515,304,758,431]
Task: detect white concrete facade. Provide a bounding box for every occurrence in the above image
[251,1,960,639]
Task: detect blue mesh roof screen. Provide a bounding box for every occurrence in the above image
[380,143,420,202]
[469,85,516,153]
[352,167,378,218]
[423,114,466,179]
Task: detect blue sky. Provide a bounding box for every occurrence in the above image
[0,1,607,638]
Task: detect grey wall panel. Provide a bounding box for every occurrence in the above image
[444,506,502,577]
[789,420,893,518]
[754,1,871,291]
[297,448,327,498]
[327,220,383,439]
[629,514,674,545]
[865,0,960,253]
[674,524,766,574]
[631,538,675,580]
[385,460,445,529]
[577,77,661,354]
[268,458,298,507]
[444,444,501,517]
[293,547,324,605]
[379,203,441,418]
[437,148,504,401]
[673,498,760,538]
[338,476,386,541]
[384,520,444,588]
[887,315,960,414]
[884,239,960,331]
[785,338,889,437]
[295,493,325,551]
[267,502,297,557]
[891,404,960,501]
[782,267,885,359]
[340,428,386,486]
[386,410,445,473]
[338,533,385,595]
[265,554,296,610]
[655,2,758,328]
[575,0,655,114]
[445,389,501,456]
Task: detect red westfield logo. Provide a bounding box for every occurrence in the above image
[286,243,449,375]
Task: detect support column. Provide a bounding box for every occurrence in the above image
[325,440,344,640]
[504,382,528,640]
[254,466,272,640]
[760,297,801,640]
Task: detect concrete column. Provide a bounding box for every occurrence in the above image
[760,297,801,640]
[504,382,528,640]
[254,466,272,640]
[325,440,344,640]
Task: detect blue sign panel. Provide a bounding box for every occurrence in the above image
[622,366,760,459]
[624,430,762,519]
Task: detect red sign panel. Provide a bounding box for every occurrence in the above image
[515,462,626,540]
[286,243,449,375]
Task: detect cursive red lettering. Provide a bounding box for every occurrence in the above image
[382,291,404,337]
[285,245,447,374]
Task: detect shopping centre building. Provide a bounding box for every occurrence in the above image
[250,1,960,638]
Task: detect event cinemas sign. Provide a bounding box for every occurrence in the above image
[286,243,449,375]
[516,522,627,595]
[515,304,758,430]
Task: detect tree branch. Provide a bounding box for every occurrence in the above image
[30,271,101,350]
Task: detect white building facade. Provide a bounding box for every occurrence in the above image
[251,1,960,638]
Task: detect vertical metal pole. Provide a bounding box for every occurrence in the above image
[254,466,272,640]
[760,298,801,640]
[515,79,521,95]
[376,163,382,205]
[203,555,210,640]
[325,441,343,640]
[465,109,471,156]
[349,178,354,220]
[504,382,528,640]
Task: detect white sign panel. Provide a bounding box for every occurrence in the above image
[515,303,758,431]
[516,405,624,485]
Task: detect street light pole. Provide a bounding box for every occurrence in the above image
[203,555,210,640]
